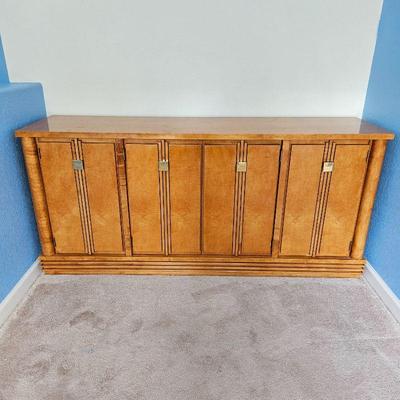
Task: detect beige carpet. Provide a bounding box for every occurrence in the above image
[0,275,400,399]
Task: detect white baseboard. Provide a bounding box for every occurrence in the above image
[364,261,400,323]
[0,257,42,328]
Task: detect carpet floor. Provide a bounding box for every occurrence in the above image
[0,275,400,400]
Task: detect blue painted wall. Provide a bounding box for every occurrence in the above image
[0,37,46,301]
[0,38,9,83]
[363,0,400,297]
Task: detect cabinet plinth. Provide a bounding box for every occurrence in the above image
[17,116,393,277]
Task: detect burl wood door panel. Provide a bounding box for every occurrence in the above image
[318,144,369,257]
[125,143,163,254]
[241,144,280,255]
[168,143,202,254]
[81,142,124,254]
[39,141,86,254]
[280,144,325,256]
[203,144,237,255]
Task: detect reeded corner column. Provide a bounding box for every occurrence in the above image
[21,137,55,256]
[351,140,387,259]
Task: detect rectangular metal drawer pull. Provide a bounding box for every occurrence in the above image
[323,161,334,173]
[236,161,247,172]
[72,160,84,170]
[158,160,169,171]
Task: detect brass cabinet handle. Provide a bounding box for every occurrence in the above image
[158,160,169,171]
[236,161,247,172]
[323,161,334,173]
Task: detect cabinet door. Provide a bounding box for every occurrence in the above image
[203,144,237,255]
[81,142,124,254]
[318,144,369,257]
[39,141,86,254]
[241,144,280,255]
[125,143,164,254]
[280,144,325,256]
[169,143,202,254]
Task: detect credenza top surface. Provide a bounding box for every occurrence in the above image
[16,115,394,140]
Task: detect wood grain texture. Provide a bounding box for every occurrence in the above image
[161,141,170,254]
[126,143,163,254]
[280,144,325,256]
[351,140,387,259]
[18,117,392,278]
[271,141,290,257]
[168,143,202,254]
[74,140,94,254]
[241,144,280,255]
[41,254,364,265]
[81,142,124,254]
[16,116,394,140]
[21,138,55,256]
[43,269,362,278]
[203,144,237,255]
[38,141,86,254]
[233,141,246,255]
[115,141,132,255]
[309,142,332,256]
[318,144,369,256]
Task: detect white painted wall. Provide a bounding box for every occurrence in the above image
[0,0,382,116]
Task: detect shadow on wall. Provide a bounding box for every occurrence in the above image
[363,0,400,298]
[0,36,47,301]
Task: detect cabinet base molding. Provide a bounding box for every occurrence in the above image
[41,256,364,278]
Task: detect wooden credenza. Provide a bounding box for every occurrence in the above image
[16,116,393,277]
